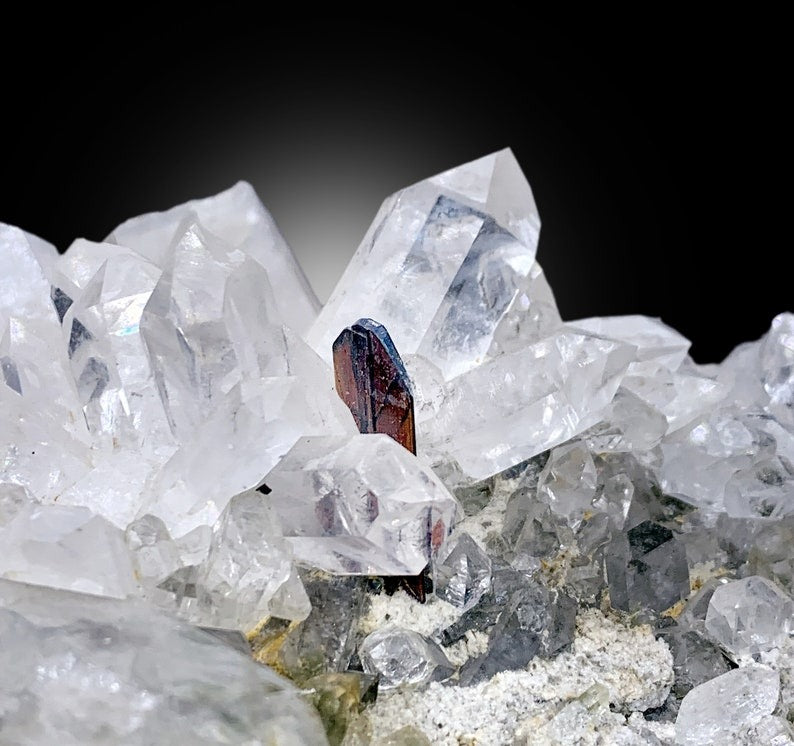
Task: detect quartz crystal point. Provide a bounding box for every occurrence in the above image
[0,579,329,745]
[659,625,733,700]
[125,514,182,587]
[263,434,459,575]
[257,573,368,683]
[188,490,309,632]
[0,503,137,598]
[419,328,635,480]
[308,149,546,380]
[458,583,576,685]
[1,224,91,501]
[606,519,690,614]
[675,665,780,745]
[107,180,320,335]
[3,190,354,542]
[573,314,727,434]
[359,625,454,689]
[704,576,794,661]
[761,313,794,429]
[434,532,492,610]
[536,440,598,528]
[126,217,352,536]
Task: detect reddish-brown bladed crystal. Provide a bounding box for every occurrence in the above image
[332,318,428,602]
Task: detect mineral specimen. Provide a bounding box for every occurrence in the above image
[0,502,138,598]
[308,149,543,380]
[3,149,794,745]
[332,317,429,600]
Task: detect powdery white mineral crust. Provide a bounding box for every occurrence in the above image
[361,590,463,638]
[363,609,674,745]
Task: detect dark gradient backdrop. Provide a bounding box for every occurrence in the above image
[1,17,786,362]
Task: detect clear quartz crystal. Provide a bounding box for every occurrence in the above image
[190,490,309,632]
[761,313,794,429]
[308,149,543,380]
[434,532,492,610]
[107,181,320,335]
[6,153,794,742]
[0,579,328,745]
[0,504,137,598]
[264,433,459,575]
[705,576,794,661]
[536,441,597,527]
[418,327,635,480]
[675,665,780,745]
[125,514,182,588]
[359,625,454,689]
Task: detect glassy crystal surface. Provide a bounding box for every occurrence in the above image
[359,625,453,689]
[125,514,182,588]
[705,576,794,661]
[419,327,635,480]
[264,433,459,575]
[0,579,328,745]
[185,489,308,632]
[675,666,780,745]
[536,441,597,527]
[761,313,794,429]
[0,503,137,598]
[308,149,543,381]
[434,532,492,610]
[5,152,794,744]
[304,671,377,746]
[659,625,734,699]
[459,584,576,685]
[607,520,690,613]
[108,181,320,335]
[257,573,368,684]
[0,482,36,526]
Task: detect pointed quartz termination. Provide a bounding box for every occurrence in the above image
[309,149,546,381]
[332,318,428,601]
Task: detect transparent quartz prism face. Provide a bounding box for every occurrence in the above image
[264,433,460,575]
[107,180,320,335]
[1,224,92,501]
[418,327,636,480]
[761,313,794,429]
[536,441,597,527]
[0,503,138,598]
[308,149,547,380]
[359,625,454,689]
[190,490,309,632]
[705,576,794,661]
[0,579,328,746]
[675,666,780,746]
[434,532,492,610]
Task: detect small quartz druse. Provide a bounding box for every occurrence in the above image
[2,150,794,745]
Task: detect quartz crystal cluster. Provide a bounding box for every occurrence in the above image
[2,150,794,744]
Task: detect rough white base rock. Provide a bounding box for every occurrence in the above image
[362,609,673,745]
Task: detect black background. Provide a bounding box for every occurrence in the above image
[1,15,787,363]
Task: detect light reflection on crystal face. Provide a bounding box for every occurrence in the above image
[1,151,794,744]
